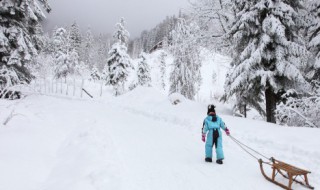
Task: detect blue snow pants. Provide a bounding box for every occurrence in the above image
[203,115,225,160]
[205,129,224,160]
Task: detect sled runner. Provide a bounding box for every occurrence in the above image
[259,158,314,190]
[228,134,314,190]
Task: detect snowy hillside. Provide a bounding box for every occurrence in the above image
[1,87,319,190]
[2,1,320,189]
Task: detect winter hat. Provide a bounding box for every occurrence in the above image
[207,104,216,115]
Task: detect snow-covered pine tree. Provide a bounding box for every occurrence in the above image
[162,36,169,49]
[169,19,202,100]
[137,52,151,87]
[275,2,320,128]
[308,0,320,81]
[69,21,82,53]
[113,17,129,46]
[101,64,110,84]
[33,22,47,51]
[94,34,109,71]
[131,39,143,58]
[69,48,80,76]
[82,27,94,69]
[106,18,132,96]
[147,32,156,52]
[54,53,69,80]
[0,0,51,88]
[52,28,69,79]
[224,0,308,123]
[128,15,180,55]
[276,89,320,128]
[90,67,101,81]
[159,51,167,90]
[106,43,131,95]
[31,52,54,80]
[52,27,85,80]
[41,33,54,55]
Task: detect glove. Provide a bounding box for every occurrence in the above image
[225,128,230,136]
[202,133,206,142]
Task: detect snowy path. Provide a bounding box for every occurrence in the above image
[0,93,319,190]
[105,103,273,190]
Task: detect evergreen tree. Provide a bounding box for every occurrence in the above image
[159,51,167,90]
[140,30,149,52]
[90,67,101,81]
[308,0,320,80]
[127,40,135,57]
[69,21,82,53]
[101,64,110,84]
[276,89,320,128]
[82,27,94,69]
[42,33,54,55]
[137,52,151,86]
[69,48,81,76]
[224,0,308,123]
[162,36,169,49]
[0,0,51,88]
[95,34,109,71]
[128,15,179,56]
[113,17,130,46]
[169,19,202,100]
[30,52,54,80]
[52,28,68,53]
[106,18,132,96]
[132,39,143,58]
[274,0,320,128]
[106,43,131,95]
[147,31,156,52]
[52,28,69,79]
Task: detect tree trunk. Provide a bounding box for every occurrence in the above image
[238,102,247,118]
[243,104,247,118]
[100,80,103,97]
[265,85,277,123]
[80,79,84,98]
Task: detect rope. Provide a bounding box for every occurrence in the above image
[228,134,271,162]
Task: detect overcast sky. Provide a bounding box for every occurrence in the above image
[43,0,190,38]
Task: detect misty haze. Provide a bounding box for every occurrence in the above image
[43,0,189,37]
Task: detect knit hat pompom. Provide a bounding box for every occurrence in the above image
[207,104,216,114]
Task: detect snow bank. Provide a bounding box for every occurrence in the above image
[1,93,320,190]
[168,92,187,105]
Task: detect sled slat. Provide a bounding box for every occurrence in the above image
[273,159,311,175]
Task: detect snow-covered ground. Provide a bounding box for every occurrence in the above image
[0,50,319,189]
[1,87,319,190]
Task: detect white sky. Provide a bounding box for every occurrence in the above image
[43,0,190,38]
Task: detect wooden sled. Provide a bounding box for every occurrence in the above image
[259,158,314,190]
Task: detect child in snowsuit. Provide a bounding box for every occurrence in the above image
[202,104,230,164]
